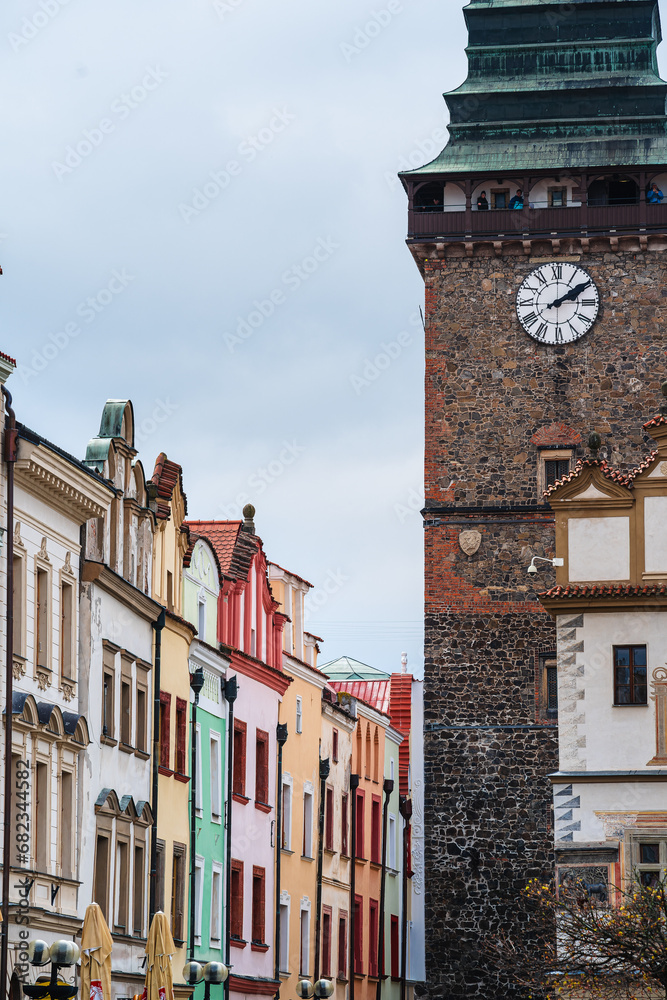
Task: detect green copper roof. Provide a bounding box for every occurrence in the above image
[403,0,667,176]
[320,655,391,681]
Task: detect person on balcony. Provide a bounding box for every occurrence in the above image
[509,189,524,210]
[476,191,489,211]
[647,183,664,204]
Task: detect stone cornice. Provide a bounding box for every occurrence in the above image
[15,439,113,523]
[83,562,164,622]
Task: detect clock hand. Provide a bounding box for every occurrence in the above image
[548,280,591,310]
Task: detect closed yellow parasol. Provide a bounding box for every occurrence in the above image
[143,912,175,1000]
[80,903,113,1000]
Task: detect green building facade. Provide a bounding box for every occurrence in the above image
[183,535,229,968]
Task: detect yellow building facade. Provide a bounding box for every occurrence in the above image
[150,454,195,988]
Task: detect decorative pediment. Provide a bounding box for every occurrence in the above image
[547,463,633,509]
[16,439,112,523]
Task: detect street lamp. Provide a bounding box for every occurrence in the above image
[23,940,80,999]
[183,960,229,1000]
[295,980,334,999]
[527,556,564,576]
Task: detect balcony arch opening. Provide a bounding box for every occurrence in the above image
[588,175,639,206]
[414,181,444,213]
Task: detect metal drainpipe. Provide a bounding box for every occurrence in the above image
[349,774,359,1000]
[189,667,204,961]
[223,675,238,1000]
[149,608,166,921]
[376,778,394,1000]
[1,387,17,1000]
[313,757,330,982]
[398,798,412,1000]
[274,723,288,995]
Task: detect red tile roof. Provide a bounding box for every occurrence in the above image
[150,453,187,519]
[0,351,16,366]
[644,413,667,431]
[389,674,413,797]
[543,450,660,499]
[541,583,667,600]
[328,679,391,715]
[185,520,242,575]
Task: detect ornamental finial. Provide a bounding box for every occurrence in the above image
[588,431,601,458]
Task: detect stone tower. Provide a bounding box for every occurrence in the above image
[401,1,667,997]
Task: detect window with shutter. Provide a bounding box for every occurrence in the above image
[171,843,186,943]
[355,791,365,858]
[255,729,269,804]
[252,866,266,944]
[175,698,187,775]
[332,729,339,762]
[233,720,247,797]
[338,912,348,979]
[231,859,244,940]
[341,794,348,856]
[159,692,171,770]
[371,795,381,863]
[354,896,363,974]
[369,900,379,977]
[322,907,332,977]
[325,788,334,850]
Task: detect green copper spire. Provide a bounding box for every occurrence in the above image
[404,0,667,175]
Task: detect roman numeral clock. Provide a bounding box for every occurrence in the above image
[516,262,600,344]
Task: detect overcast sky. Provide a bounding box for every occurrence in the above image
[4,1,666,677]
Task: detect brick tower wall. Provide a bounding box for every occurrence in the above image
[422,242,667,999]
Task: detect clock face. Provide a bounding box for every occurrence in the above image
[516,262,600,344]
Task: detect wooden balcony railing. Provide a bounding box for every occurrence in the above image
[407,202,667,240]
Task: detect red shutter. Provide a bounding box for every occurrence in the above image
[390,915,399,979]
[332,729,339,762]
[338,914,347,978]
[252,866,265,944]
[159,692,171,769]
[325,789,334,850]
[322,908,332,977]
[355,791,365,858]
[369,900,378,977]
[176,698,187,774]
[233,720,247,797]
[231,860,244,939]
[341,794,348,855]
[255,730,269,803]
[354,896,363,974]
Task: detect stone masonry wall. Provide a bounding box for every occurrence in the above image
[422,245,667,999]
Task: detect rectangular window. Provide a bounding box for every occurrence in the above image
[491,188,509,210]
[154,839,166,914]
[133,845,144,936]
[255,729,269,805]
[354,896,363,974]
[279,903,290,972]
[35,761,48,871]
[115,840,129,932]
[325,788,334,850]
[195,857,204,940]
[282,780,292,849]
[13,555,25,656]
[252,866,266,944]
[549,186,567,208]
[171,843,186,943]
[121,680,132,745]
[198,600,206,638]
[544,458,570,488]
[233,720,247,797]
[371,795,381,863]
[338,912,348,979]
[60,581,73,679]
[175,698,187,775]
[231,860,244,940]
[388,814,396,869]
[196,724,203,811]
[94,835,110,918]
[332,729,339,762]
[322,907,332,978]
[211,863,222,943]
[159,692,171,769]
[390,915,399,979]
[341,793,349,856]
[637,840,667,886]
[303,790,314,857]
[300,907,310,976]
[211,733,222,819]
[60,770,73,879]
[614,645,648,705]
[103,670,114,739]
[166,570,173,611]
[355,790,365,858]
[36,568,49,668]
[369,899,379,977]
[136,687,147,753]
[296,696,303,734]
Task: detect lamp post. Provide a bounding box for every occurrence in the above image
[189,665,205,962]
[183,960,228,1000]
[23,940,80,1000]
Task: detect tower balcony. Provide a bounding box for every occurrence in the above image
[405,168,667,243]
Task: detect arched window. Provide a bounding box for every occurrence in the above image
[373,727,380,782]
[588,175,638,207]
[414,181,444,213]
[356,725,362,774]
[365,724,372,778]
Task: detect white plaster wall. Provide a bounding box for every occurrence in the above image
[568,516,630,582]
[557,611,665,774]
[528,177,581,208]
[443,182,465,212]
[644,496,667,574]
[231,669,281,980]
[409,680,425,983]
[554,779,667,844]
